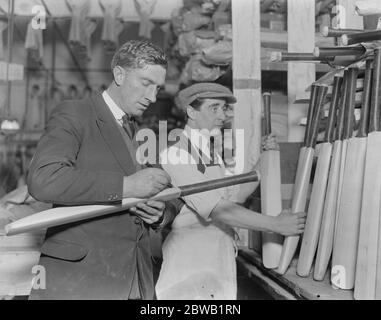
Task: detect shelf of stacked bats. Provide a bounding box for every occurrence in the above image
[268,27,381,71]
[239,29,381,300]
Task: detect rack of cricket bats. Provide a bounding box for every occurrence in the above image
[261,28,381,300]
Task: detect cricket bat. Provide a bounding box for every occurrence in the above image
[334,71,353,242]
[321,27,363,38]
[5,171,260,236]
[341,30,381,46]
[261,92,283,269]
[332,66,363,290]
[314,74,347,281]
[355,52,381,299]
[297,75,343,277]
[277,84,328,275]
[292,84,318,214]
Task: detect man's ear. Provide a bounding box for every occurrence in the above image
[186,106,196,120]
[113,66,125,86]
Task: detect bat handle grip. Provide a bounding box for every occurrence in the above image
[263,92,272,135]
[179,170,260,196]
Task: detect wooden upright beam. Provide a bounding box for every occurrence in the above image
[287,0,316,142]
[232,0,262,248]
[232,0,262,172]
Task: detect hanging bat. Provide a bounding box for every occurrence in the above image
[341,30,381,45]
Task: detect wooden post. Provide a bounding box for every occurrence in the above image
[232,0,262,248]
[232,0,262,170]
[287,0,316,142]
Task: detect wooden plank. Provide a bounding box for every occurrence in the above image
[232,0,262,248]
[287,0,316,142]
[261,29,335,49]
[261,61,332,73]
[239,249,354,300]
[232,0,262,171]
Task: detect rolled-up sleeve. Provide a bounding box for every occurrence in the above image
[160,148,221,221]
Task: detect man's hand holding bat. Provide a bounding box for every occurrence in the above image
[123,168,171,225]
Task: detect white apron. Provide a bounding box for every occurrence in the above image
[155,163,238,300]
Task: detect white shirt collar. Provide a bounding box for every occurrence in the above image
[102,90,126,122]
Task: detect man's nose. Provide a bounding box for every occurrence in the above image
[217,108,226,120]
[145,86,157,103]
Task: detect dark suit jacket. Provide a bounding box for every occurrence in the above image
[27,92,179,300]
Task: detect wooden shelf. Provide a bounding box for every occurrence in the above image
[261,28,335,50]
[262,61,333,72]
[237,249,354,300]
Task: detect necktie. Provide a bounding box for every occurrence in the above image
[121,114,137,140]
[210,136,216,165]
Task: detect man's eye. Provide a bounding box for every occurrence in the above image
[224,105,233,112]
[142,81,150,86]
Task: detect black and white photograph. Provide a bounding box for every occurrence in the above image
[0,0,380,307]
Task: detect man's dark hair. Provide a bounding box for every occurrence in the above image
[111,40,168,71]
[189,98,204,111]
[182,98,204,122]
[68,84,77,92]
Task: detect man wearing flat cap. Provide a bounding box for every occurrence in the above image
[155,83,306,300]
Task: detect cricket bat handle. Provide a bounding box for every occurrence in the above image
[179,171,260,196]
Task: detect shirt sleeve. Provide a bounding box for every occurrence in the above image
[160,148,222,221]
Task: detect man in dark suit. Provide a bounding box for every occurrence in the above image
[27,40,179,300]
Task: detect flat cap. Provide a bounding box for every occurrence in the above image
[176,82,236,111]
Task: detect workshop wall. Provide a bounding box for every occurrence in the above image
[0,18,166,126]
